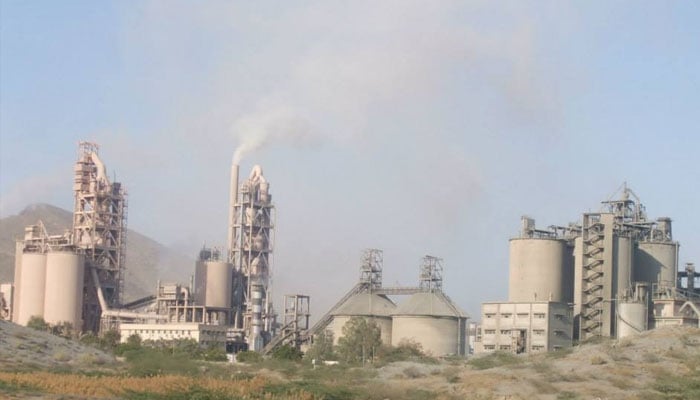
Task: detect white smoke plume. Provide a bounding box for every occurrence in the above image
[231,106,318,164]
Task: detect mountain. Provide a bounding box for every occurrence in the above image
[0,203,194,302]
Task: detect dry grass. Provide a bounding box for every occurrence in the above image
[0,372,313,399]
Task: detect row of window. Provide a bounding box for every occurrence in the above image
[482,344,545,351]
[482,329,546,335]
[484,312,547,319]
[128,329,194,336]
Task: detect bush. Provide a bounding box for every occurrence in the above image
[125,348,199,377]
[236,351,262,363]
[116,334,143,356]
[402,366,425,379]
[468,351,522,370]
[100,330,121,351]
[26,316,49,332]
[271,344,303,361]
[203,347,228,362]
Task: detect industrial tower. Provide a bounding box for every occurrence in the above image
[72,142,128,332]
[229,164,275,351]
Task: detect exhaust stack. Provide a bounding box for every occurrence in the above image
[227,163,239,262]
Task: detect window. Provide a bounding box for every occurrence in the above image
[485,313,496,319]
[484,329,496,335]
[534,313,546,319]
[533,329,545,335]
[517,313,529,319]
[500,330,510,335]
[499,345,511,350]
[531,345,544,351]
[501,313,512,318]
[484,345,496,350]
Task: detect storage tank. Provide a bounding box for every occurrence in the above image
[328,293,395,346]
[15,252,47,326]
[617,301,646,338]
[508,238,574,303]
[635,241,678,289]
[614,236,634,299]
[194,261,233,308]
[391,292,467,356]
[43,251,85,328]
[11,241,23,323]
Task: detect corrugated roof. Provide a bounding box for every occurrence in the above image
[331,293,396,317]
[393,292,467,318]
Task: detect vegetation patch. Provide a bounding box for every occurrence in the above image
[651,373,700,399]
[467,351,522,370]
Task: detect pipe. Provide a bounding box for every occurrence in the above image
[91,268,166,321]
[89,152,109,185]
[227,163,239,262]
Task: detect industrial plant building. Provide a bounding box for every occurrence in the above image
[476,186,700,354]
[6,142,696,358]
[310,250,469,357]
[3,141,470,358]
[5,142,281,353]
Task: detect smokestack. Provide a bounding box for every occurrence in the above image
[227,163,239,262]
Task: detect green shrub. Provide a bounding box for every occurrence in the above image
[123,348,199,376]
[26,316,49,332]
[652,373,700,399]
[235,351,262,363]
[271,344,303,361]
[203,347,228,362]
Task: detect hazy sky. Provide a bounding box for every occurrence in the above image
[1,1,699,321]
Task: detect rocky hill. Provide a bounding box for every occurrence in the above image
[0,319,116,372]
[0,204,193,301]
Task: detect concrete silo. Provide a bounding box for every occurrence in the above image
[327,293,396,346]
[391,292,467,356]
[508,237,574,303]
[14,252,47,326]
[195,260,233,309]
[43,251,85,328]
[635,218,678,289]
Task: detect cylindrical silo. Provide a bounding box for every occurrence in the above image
[508,238,574,303]
[391,292,466,357]
[11,241,24,324]
[617,301,646,338]
[328,293,395,346]
[194,261,233,308]
[43,251,85,329]
[15,252,47,326]
[635,241,678,289]
[614,236,634,299]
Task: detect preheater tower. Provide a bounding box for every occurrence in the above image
[229,164,275,351]
[73,142,127,332]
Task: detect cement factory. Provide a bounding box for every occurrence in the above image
[475,186,700,354]
[1,142,699,358]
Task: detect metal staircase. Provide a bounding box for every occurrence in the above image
[579,214,606,339]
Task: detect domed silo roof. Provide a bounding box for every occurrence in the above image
[393,291,466,318]
[331,293,396,317]
[327,293,396,345]
[392,291,468,356]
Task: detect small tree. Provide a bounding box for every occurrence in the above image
[336,317,382,364]
[26,316,49,332]
[305,330,335,362]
